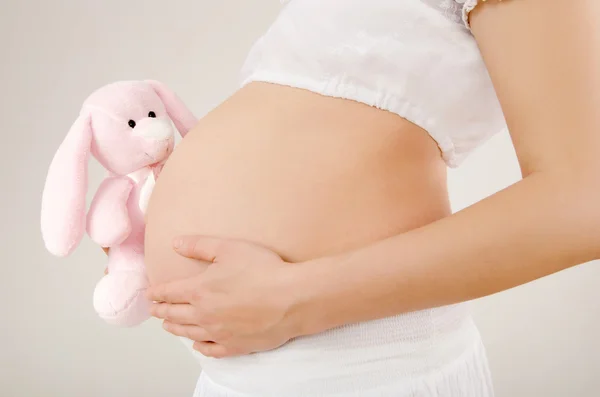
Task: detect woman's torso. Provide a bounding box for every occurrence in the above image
[145,82,449,282]
[144,1,505,394]
[144,82,485,396]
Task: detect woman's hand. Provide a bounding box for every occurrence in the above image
[146,236,301,358]
[102,247,109,274]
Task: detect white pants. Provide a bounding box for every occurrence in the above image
[186,303,495,397]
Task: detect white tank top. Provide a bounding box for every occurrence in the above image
[241,0,506,168]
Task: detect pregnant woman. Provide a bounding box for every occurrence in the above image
[144,1,600,396]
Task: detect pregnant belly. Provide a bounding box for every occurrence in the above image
[143,82,468,393]
[145,82,450,285]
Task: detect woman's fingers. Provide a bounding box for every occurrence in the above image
[150,302,197,324]
[172,235,228,262]
[146,277,198,303]
[192,341,232,358]
[103,248,109,274]
[163,322,212,342]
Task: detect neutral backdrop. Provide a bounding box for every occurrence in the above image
[2,1,599,396]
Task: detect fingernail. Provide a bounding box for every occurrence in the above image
[173,238,183,250]
[162,321,170,330]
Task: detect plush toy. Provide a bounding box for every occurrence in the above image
[41,80,197,326]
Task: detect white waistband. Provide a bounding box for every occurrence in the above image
[183,303,487,396]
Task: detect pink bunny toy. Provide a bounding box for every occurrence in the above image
[41,80,197,326]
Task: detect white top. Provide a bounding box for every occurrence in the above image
[241,0,506,167]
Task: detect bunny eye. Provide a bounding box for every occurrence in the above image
[128,120,136,128]
[148,111,156,118]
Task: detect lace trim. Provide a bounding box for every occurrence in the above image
[457,0,479,29]
[436,0,463,23]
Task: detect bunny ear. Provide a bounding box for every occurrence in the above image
[145,80,197,137]
[41,113,93,257]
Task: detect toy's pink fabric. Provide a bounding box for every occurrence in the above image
[41,114,92,257]
[93,179,150,326]
[146,80,197,136]
[87,176,134,248]
[41,80,197,327]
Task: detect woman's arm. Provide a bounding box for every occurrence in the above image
[146,0,600,358]
[288,0,600,336]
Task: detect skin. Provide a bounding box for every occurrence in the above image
[143,83,449,281]
[146,0,600,359]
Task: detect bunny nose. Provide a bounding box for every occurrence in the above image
[134,118,175,141]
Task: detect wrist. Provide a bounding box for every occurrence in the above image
[281,256,341,339]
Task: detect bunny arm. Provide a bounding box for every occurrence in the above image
[86,176,135,247]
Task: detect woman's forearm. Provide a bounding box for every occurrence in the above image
[289,170,600,337]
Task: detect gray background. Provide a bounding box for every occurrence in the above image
[1,1,599,396]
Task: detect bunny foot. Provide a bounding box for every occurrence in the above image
[93,271,151,327]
